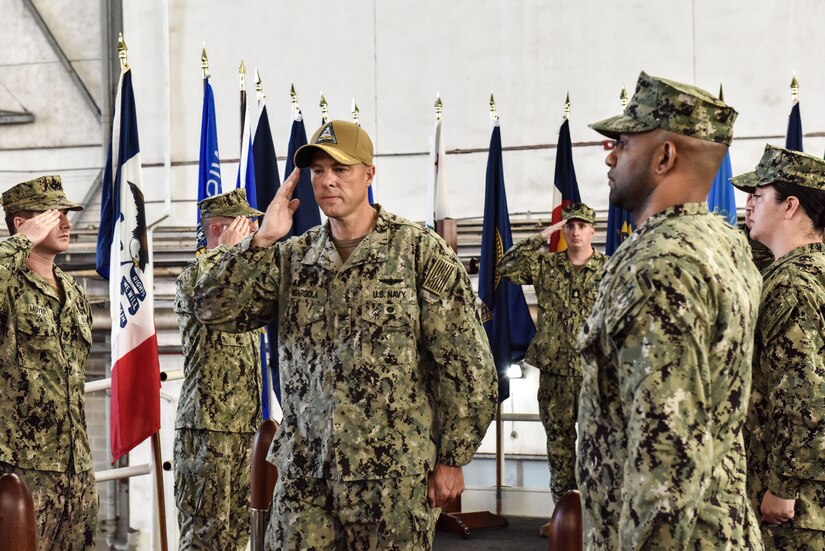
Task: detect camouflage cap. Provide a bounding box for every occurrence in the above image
[198,188,264,219]
[294,120,374,168]
[590,71,738,145]
[730,144,825,193]
[563,202,596,224]
[1,175,83,215]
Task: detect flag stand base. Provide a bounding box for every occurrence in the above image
[436,499,508,539]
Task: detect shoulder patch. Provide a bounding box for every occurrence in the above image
[422,256,456,296]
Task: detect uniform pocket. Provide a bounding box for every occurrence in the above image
[16,312,58,370]
[360,300,417,364]
[174,433,208,516]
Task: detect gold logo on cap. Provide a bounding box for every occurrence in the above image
[316,124,337,144]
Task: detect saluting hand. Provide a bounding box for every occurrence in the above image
[252,168,301,248]
[16,210,61,246]
[218,216,252,247]
[540,220,566,243]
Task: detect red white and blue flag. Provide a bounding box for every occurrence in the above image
[96,67,161,462]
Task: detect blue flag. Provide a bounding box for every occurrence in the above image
[237,111,269,418]
[196,78,222,253]
[478,124,537,402]
[253,103,280,214]
[605,205,635,256]
[707,151,737,225]
[786,101,803,152]
[260,113,325,405]
[284,115,321,236]
[549,119,582,252]
[253,101,281,408]
[708,151,736,226]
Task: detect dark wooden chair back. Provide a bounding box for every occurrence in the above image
[250,419,280,510]
[547,490,582,551]
[0,473,37,551]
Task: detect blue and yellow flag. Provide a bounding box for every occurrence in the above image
[478,123,536,402]
[707,151,737,225]
[605,205,634,256]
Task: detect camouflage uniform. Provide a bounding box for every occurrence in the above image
[0,176,97,550]
[497,203,605,502]
[194,205,498,551]
[577,74,764,549]
[732,146,825,549]
[747,242,825,550]
[741,223,774,273]
[173,189,263,550]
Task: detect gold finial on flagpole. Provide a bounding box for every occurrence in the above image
[239,59,246,91]
[434,93,443,122]
[320,92,329,123]
[489,93,499,121]
[290,83,301,114]
[563,92,571,120]
[718,83,725,103]
[117,33,128,70]
[619,85,629,110]
[352,98,360,126]
[255,69,263,102]
[201,44,209,79]
[791,72,799,103]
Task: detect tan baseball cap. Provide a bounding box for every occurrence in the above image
[294,120,374,168]
[2,175,83,215]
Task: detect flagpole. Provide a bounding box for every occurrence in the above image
[433,93,456,250]
[239,59,247,157]
[437,93,509,538]
[118,34,168,551]
[201,44,208,83]
[791,72,799,104]
[320,92,329,124]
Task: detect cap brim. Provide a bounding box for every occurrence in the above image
[729,171,760,193]
[294,144,361,169]
[21,200,84,212]
[565,215,595,224]
[589,114,657,140]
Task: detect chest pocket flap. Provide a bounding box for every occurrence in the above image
[605,273,652,337]
[759,293,797,342]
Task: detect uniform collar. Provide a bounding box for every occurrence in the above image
[763,241,825,279]
[21,263,68,303]
[630,203,709,241]
[302,205,390,270]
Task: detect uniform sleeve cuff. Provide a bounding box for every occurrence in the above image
[768,471,801,500]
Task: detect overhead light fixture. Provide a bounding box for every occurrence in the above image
[506,364,523,379]
[0,110,34,124]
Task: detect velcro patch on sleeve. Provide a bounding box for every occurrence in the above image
[422,257,456,297]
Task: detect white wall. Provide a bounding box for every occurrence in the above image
[4,1,825,222]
